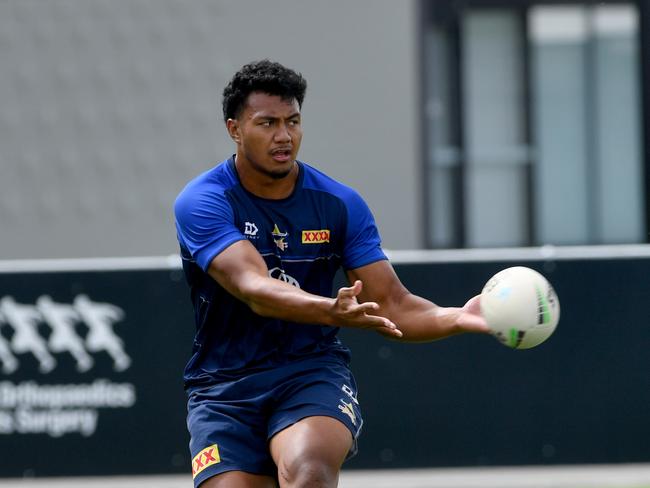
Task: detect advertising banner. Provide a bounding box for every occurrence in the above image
[342,257,650,469]
[0,265,194,477]
[1,253,649,477]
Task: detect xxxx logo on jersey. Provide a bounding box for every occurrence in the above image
[301,229,330,244]
[192,444,221,479]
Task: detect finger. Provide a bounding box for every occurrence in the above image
[355,301,380,313]
[464,294,482,314]
[376,319,403,338]
[471,319,490,334]
[377,327,404,339]
[459,314,490,334]
[343,302,388,323]
[377,318,403,337]
[388,327,403,338]
[363,314,400,333]
[338,280,362,298]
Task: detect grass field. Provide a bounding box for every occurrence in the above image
[1,464,650,488]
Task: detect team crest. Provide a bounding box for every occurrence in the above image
[271,224,289,251]
[338,399,357,426]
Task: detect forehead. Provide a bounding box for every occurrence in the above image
[242,92,300,119]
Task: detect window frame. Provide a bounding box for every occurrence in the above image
[418,0,649,248]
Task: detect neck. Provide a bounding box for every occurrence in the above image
[234,155,299,200]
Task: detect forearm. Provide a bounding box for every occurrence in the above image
[207,243,399,336]
[229,271,337,325]
[380,292,464,343]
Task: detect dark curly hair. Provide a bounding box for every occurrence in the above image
[222,60,307,122]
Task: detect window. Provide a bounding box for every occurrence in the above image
[421,1,646,248]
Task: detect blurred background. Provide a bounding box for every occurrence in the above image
[1,0,650,486]
[2,0,647,260]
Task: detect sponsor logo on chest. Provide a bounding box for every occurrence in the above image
[242,222,332,249]
[301,229,330,244]
[244,222,259,238]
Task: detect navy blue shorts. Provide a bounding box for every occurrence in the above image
[186,355,363,486]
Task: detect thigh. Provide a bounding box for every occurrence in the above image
[199,470,277,488]
[269,415,353,469]
[266,356,363,458]
[187,383,277,487]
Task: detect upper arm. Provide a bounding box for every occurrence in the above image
[338,187,400,308]
[346,260,409,310]
[339,189,387,270]
[207,240,270,302]
[174,185,244,271]
[347,261,446,339]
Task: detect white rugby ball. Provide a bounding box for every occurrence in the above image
[480,266,560,349]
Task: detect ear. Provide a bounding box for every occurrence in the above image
[226,118,241,144]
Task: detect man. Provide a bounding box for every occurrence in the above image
[174,59,489,488]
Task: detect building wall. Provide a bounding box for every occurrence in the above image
[0,0,420,260]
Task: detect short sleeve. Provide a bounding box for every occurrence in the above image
[341,190,387,270]
[174,187,245,272]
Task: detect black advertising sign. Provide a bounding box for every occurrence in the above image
[0,263,194,477]
[1,253,650,477]
[342,258,650,468]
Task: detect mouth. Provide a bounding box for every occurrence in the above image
[270,147,293,162]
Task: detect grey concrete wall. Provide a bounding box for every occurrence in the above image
[0,0,420,260]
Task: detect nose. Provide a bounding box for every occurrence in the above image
[274,122,291,143]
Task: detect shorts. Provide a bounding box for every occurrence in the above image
[186,354,363,487]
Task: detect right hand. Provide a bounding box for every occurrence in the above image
[331,280,403,338]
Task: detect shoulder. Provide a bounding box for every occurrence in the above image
[300,163,385,269]
[300,162,367,210]
[175,159,238,217]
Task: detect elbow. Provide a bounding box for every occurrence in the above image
[208,262,277,317]
[236,279,273,317]
[247,298,268,317]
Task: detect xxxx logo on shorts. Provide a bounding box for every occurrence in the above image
[301,229,330,244]
[192,444,221,479]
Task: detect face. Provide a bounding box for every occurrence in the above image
[227,92,303,180]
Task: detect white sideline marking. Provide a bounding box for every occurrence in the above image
[0,255,182,273]
[1,244,650,274]
[340,464,650,487]
[1,465,650,488]
[384,244,650,264]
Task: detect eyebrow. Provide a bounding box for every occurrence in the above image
[254,112,301,121]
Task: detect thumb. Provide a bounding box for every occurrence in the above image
[350,280,363,296]
[340,280,363,298]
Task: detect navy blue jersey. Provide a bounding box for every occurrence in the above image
[174,157,387,388]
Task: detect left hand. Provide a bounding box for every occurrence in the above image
[456,295,491,334]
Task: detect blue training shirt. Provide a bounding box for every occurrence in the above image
[174,157,387,388]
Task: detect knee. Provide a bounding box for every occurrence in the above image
[277,451,339,488]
